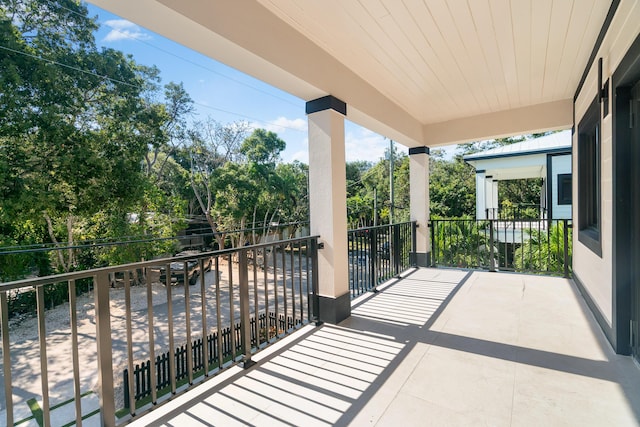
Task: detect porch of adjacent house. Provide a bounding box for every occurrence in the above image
[129,268,640,427]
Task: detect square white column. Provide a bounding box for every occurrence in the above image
[476,171,487,219]
[409,147,430,266]
[307,96,350,323]
[491,179,499,212]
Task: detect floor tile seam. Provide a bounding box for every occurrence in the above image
[398,388,487,419]
[370,344,432,427]
[422,272,474,338]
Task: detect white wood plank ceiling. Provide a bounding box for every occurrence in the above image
[257,0,611,125]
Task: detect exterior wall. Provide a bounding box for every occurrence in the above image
[485,177,498,214]
[573,0,640,346]
[550,154,572,219]
[471,153,547,177]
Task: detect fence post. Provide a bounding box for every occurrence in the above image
[238,249,255,369]
[123,369,130,409]
[489,220,496,272]
[563,220,571,278]
[95,271,116,427]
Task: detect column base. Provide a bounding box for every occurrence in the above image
[318,292,351,324]
[410,251,431,267]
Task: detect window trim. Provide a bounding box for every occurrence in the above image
[577,96,602,257]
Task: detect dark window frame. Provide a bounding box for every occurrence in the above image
[557,173,572,205]
[577,96,602,256]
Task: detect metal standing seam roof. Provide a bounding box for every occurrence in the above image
[463,130,572,162]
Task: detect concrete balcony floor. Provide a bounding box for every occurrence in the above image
[130,268,640,426]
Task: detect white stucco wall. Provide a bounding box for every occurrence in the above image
[573,0,640,327]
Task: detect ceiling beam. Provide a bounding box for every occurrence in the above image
[423,99,573,147]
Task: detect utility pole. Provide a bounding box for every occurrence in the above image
[373,188,378,226]
[389,139,395,225]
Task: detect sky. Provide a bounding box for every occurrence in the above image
[87,3,417,164]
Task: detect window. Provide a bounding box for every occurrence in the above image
[557,173,572,205]
[578,96,601,256]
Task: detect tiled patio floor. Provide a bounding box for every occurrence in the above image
[130,268,640,426]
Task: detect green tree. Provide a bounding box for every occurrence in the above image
[429,151,476,218]
[0,1,193,277]
[0,0,158,273]
[187,120,250,247]
[272,161,308,232]
[240,129,286,165]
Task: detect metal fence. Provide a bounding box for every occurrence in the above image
[430,219,572,277]
[347,221,416,298]
[0,236,319,427]
[123,311,300,408]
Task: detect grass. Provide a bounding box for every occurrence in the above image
[114,363,231,419]
[18,391,95,426]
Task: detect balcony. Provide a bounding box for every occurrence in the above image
[1,232,639,426]
[130,269,640,426]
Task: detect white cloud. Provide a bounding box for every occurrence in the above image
[103,19,151,42]
[345,129,390,162]
[263,116,307,133]
[279,125,407,164]
[287,149,309,163]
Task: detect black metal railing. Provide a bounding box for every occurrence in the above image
[0,236,319,427]
[430,218,572,277]
[486,204,547,220]
[347,221,416,298]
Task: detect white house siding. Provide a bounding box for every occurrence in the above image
[550,154,572,219]
[573,0,640,329]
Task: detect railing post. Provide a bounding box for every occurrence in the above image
[310,238,322,325]
[489,220,496,272]
[238,249,255,369]
[563,220,571,278]
[393,223,401,276]
[411,221,418,267]
[369,227,377,291]
[1,292,13,427]
[95,271,116,427]
[430,221,436,267]
[36,285,51,427]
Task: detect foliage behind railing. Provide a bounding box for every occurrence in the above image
[347,221,415,298]
[430,218,572,277]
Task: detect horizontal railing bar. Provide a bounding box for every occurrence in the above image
[0,236,321,292]
[349,221,414,233]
